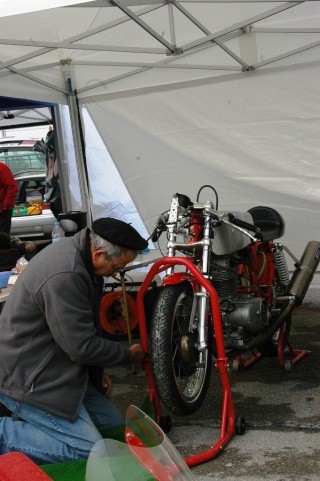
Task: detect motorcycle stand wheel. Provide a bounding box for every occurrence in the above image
[235,417,246,435]
[232,359,240,372]
[285,359,293,372]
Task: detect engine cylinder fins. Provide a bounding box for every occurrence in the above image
[210,256,238,299]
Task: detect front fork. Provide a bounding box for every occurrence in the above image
[197,210,213,352]
[196,290,210,352]
[163,273,210,354]
[164,211,213,353]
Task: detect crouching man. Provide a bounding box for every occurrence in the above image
[0,217,148,463]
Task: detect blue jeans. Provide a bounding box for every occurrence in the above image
[0,384,123,464]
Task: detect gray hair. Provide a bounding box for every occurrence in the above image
[89,231,135,260]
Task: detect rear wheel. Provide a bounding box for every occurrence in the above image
[150,282,213,415]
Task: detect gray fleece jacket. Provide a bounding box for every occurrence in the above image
[0,229,130,421]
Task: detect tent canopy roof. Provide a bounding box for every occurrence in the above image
[0,0,319,104]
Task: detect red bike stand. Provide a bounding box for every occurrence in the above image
[233,322,309,372]
[233,349,262,371]
[276,323,309,371]
[136,256,237,467]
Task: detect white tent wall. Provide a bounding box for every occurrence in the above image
[55,104,84,213]
[81,107,149,237]
[54,103,149,235]
[83,62,320,298]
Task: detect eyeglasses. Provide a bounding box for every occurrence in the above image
[110,259,124,273]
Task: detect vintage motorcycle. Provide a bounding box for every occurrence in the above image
[148,185,320,416]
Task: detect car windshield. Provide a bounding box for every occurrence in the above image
[0,142,46,176]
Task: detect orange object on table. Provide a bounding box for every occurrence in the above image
[27,204,42,215]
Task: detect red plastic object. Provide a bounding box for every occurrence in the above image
[136,256,236,467]
[234,349,262,370]
[126,426,180,481]
[99,291,138,337]
[0,452,53,480]
[233,323,309,372]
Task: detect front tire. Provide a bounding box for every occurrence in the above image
[150,282,212,415]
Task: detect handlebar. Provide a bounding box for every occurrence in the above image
[227,213,262,238]
[203,207,261,242]
[150,195,262,243]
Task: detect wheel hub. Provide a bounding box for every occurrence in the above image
[179,332,197,376]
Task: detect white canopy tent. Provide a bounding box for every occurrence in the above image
[0,0,319,289]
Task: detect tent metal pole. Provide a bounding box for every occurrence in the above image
[61,54,91,226]
[67,92,92,225]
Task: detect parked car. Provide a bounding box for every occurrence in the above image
[11,172,56,239]
[0,140,56,239]
[0,139,46,174]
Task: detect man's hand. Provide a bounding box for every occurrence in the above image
[128,343,145,362]
[25,242,37,253]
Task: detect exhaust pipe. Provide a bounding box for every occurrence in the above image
[240,240,320,352]
[286,241,320,306]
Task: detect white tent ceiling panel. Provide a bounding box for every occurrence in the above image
[232,33,320,63]
[0,76,65,105]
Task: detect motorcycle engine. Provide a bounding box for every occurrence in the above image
[210,254,271,346]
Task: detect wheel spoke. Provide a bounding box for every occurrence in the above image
[172,293,208,402]
[150,283,212,415]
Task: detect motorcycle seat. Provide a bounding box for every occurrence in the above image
[247,206,285,241]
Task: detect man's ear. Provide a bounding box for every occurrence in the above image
[92,249,107,261]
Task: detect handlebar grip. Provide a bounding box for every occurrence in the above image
[151,227,162,242]
[150,215,168,242]
[227,213,262,237]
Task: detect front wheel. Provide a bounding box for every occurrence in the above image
[150,282,213,415]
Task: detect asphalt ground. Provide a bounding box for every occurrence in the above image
[108,306,320,481]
